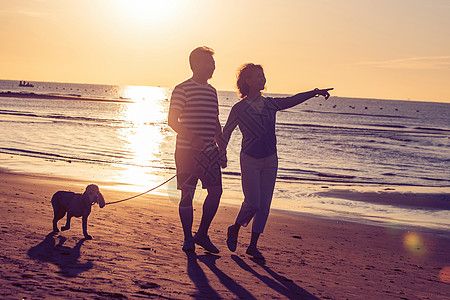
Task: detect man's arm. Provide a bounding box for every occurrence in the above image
[168,108,205,149]
[214,117,226,150]
[214,116,228,168]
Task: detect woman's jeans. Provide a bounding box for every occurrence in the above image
[236,152,278,234]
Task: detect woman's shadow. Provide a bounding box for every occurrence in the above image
[27,232,93,278]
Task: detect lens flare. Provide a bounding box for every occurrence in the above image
[403,232,426,256]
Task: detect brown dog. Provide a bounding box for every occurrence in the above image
[51,184,105,239]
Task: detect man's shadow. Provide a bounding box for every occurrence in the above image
[185,252,221,299]
[185,252,256,299]
[28,232,93,278]
[231,255,319,300]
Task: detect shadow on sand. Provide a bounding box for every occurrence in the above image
[27,232,93,278]
[185,251,256,299]
[231,255,319,299]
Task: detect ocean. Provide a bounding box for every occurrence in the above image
[1,79,449,231]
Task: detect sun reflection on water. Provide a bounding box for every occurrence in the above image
[115,85,174,192]
[123,85,168,124]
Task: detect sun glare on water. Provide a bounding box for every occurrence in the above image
[115,86,173,191]
[123,85,167,124]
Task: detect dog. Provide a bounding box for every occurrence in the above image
[51,184,105,239]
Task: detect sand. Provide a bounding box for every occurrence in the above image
[0,170,449,299]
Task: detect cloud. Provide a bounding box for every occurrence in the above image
[0,9,44,17]
[356,56,450,70]
[0,0,48,18]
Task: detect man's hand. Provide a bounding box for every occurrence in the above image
[219,149,227,168]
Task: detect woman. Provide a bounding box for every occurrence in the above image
[220,63,332,259]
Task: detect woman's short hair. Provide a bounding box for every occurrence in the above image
[189,46,215,71]
[236,63,264,99]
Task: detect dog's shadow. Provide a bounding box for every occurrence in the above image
[27,232,93,278]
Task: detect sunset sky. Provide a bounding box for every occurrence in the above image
[1,0,449,102]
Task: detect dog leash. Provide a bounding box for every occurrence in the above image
[106,146,226,206]
[105,175,177,206]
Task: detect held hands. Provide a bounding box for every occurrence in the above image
[192,136,227,168]
[219,148,227,169]
[314,88,333,100]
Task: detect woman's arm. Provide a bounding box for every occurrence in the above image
[272,88,333,110]
[217,106,239,150]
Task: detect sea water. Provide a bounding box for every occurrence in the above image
[1,80,449,231]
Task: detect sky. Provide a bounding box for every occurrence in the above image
[1,0,449,102]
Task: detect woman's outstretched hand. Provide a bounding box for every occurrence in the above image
[315,88,333,100]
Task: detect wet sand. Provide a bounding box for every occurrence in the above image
[0,170,449,299]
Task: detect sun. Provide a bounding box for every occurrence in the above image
[116,0,181,25]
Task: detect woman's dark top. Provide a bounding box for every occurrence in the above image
[222,96,298,159]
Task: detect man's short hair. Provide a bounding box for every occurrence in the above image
[189,46,215,71]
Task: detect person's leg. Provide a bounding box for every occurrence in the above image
[247,154,278,259]
[179,187,195,243]
[175,148,201,251]
[228,153,262,251]
[229,222,241,235]
[193,153,223,253]
[246,231,264,259]
[226,221,241,252]
[251,154,278,235]
[248,231,260,250]
[196,185,222,236]
[235,153,262,227]
[192,185,222,253]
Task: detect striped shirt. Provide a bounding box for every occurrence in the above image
[169,78,219,150]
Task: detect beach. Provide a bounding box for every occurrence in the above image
[1,169,449,299]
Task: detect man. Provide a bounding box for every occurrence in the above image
[168,46,225,253]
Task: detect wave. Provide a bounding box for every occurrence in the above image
[414,127,450,133]
[364,123,450,133]
[363,123,408,129]
[316,189,450,210]
[2,146,437,187]
[3,108,447,138]
[0,109,122,124]
[300,109,418,119]
[0,109,165,128]
[0,147,175,172]
[277,122,450,142]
